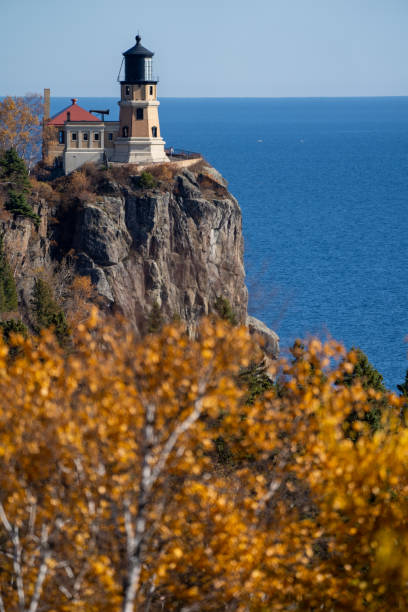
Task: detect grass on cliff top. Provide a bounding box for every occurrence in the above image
[29,158,228,207]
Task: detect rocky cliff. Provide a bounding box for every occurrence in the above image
[1,162,249,335]
[73,165,249,334]
[0,160,279,355]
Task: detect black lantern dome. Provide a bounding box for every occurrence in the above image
[122,35,157,84]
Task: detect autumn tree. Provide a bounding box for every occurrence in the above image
[0,94,43,169]
[0,314,407,611]
[63,275,99,328]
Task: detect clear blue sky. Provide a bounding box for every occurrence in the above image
[1,0,407,97]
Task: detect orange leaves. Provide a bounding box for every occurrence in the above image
[1,318,408,609]
[0,94,43,167]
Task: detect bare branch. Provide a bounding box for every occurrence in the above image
[149,392,205,489]
[0,502,12,534]
[0,503,25,610]
[27,524,50,612]
[124,498,135,558]
[122,376,210,612]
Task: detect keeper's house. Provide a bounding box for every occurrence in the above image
[43,35,168,174]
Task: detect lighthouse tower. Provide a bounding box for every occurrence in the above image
[113,35,168,164]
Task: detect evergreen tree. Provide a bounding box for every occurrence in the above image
[0,238,17,312]
[341,348,387,393]
[397,370,408,397]
[397,369,408,426]
[0,150,40,226]
[213,296,238,326]
[31,278,70,344]
[5,190,40,226]
[0,319,28,342]
[339,348,388,432]
[239,359,273,405]
[0,148,30,193]
[147,300,163,334]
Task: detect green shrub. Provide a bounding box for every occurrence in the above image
[138,171,157,190]
[213,296,238,326]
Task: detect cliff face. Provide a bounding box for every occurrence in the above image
[1,163,249,336]
[0,202,51,316]
[73,167,248,334]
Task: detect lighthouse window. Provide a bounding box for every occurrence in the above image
[136,108,144,120]
[122,126,129,137]
[152,126,157,138]
[58,130,65,144]
[149,86,153,95]
[144,58,152,81]
[125,86,130,96]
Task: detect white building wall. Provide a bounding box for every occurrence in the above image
[64,122,105,174]
[64,150,106,174]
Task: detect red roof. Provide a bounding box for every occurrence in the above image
[48,98,100,125]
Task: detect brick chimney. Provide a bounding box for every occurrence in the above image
[44,88,50,121]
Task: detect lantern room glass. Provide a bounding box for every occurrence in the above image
[144,58,152,81]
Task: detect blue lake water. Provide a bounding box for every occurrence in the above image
[50,97,408,389]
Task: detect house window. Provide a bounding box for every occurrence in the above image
[125,85,130,96]
[58,130,65,144]
[94,133,99,141]
[149,86,153,95]
[108,133,113,141]
[122,126,129,137]
[136,108,143,120]
[152,126,157,138]
[83,133,88,141]
[72,132,77,141]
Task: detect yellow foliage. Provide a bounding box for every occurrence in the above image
[0,94,42,167]
[0,314,406,610]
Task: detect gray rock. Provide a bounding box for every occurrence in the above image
[70,168,248,334]
[176,172,201,199]
[74,201,132,266]
[2,163,279,344]
[76,253,114,302]
[247,316,280,359]
[198,165,228,188]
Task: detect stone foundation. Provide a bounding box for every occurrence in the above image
[112,137,168,164]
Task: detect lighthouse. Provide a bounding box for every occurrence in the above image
[113,35,168,164]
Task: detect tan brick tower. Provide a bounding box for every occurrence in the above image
[113,35,168,163]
